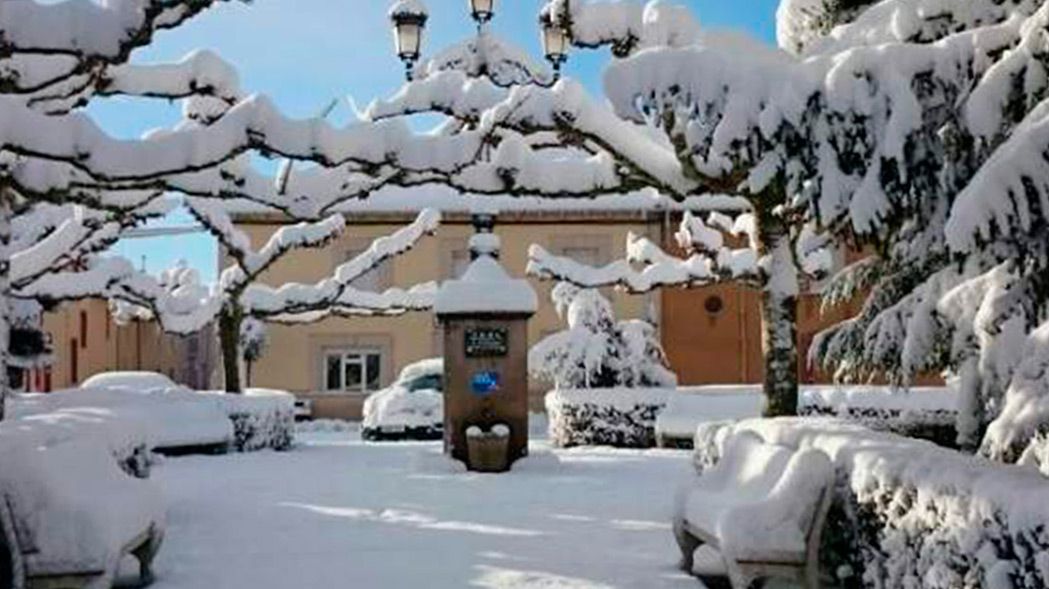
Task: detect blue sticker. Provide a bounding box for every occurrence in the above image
[471,371,501,395]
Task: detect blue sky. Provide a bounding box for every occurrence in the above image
[104,0,779,281]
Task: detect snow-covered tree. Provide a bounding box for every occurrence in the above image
[529,282,676,390]
[365,0,1049,428]
[194,202,440,392]
[0,0,502,410]
[240,317,266,389]
[367,1,831,416]
[783,0,1049,450]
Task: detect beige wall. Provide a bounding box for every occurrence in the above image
[38,300,217,392]
[236,213,659,417]
[40,299,118,390]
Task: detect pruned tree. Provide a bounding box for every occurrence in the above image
[0,0,516,412]
[189,200,440,392]
[366,0,1049,434]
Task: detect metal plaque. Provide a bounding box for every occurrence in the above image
[465,327,508,357]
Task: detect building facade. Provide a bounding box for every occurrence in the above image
[229,194,866,419]
[34,192,877,415]
[33,299,218,392]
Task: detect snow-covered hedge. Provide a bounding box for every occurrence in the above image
[651,385,958,449]
[692,418,1049,589]
[799,386,958,447]
[206,389,296,452]
[545,388,671,448]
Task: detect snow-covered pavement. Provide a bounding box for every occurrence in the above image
[139,432,699,588]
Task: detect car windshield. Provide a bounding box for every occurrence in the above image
[407,374,442,392]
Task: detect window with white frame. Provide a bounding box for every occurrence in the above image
[323,349,382,393]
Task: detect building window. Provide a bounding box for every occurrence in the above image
[344,248,392,292]
[557,245,604,267]
[323,349,382,393]
[448,247,471,279]
[79,311,88,348]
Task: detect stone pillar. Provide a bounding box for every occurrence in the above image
[435,215,536,471]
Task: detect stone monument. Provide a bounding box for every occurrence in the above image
[434,213,537,471]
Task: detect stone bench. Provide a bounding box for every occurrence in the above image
[672,430,834,588]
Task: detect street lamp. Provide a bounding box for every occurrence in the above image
[468,0,495,25]
[388,0,566,87]
[389,0,428,81]
[539,11,569,79]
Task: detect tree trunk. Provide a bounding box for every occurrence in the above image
[218,307,243,394]
[0,191,10,421]
[756,209,799,418]
[955,357,984,452]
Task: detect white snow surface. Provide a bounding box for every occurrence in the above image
[132,434,697,588]
[435,254,537,315]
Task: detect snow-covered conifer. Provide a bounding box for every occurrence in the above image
[529,283,676,389]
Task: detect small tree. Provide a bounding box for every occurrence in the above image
[530,283,676,390]
[240,318,266,389]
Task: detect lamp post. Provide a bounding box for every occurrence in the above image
[468,0,495,27]
[389,0,429,81]
[539,11,569,81]
[389,0,567,87]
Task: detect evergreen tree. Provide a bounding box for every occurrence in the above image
[529,283,677,389]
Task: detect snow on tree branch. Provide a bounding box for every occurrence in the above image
[528,211,761,293]
[0,0,239,59]
[541,0,701,56]
[238,209,441,319]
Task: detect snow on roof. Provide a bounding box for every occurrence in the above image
[435,255,537,316]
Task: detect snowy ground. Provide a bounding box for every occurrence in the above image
[131,429,701,588]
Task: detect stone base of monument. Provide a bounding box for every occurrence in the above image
[465,425,511,473]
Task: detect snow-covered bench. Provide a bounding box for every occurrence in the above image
[0,433,164,588]
[672,431,834,588]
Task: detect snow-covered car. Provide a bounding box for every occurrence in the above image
[362,359,443,441]
[80,371,178,391]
